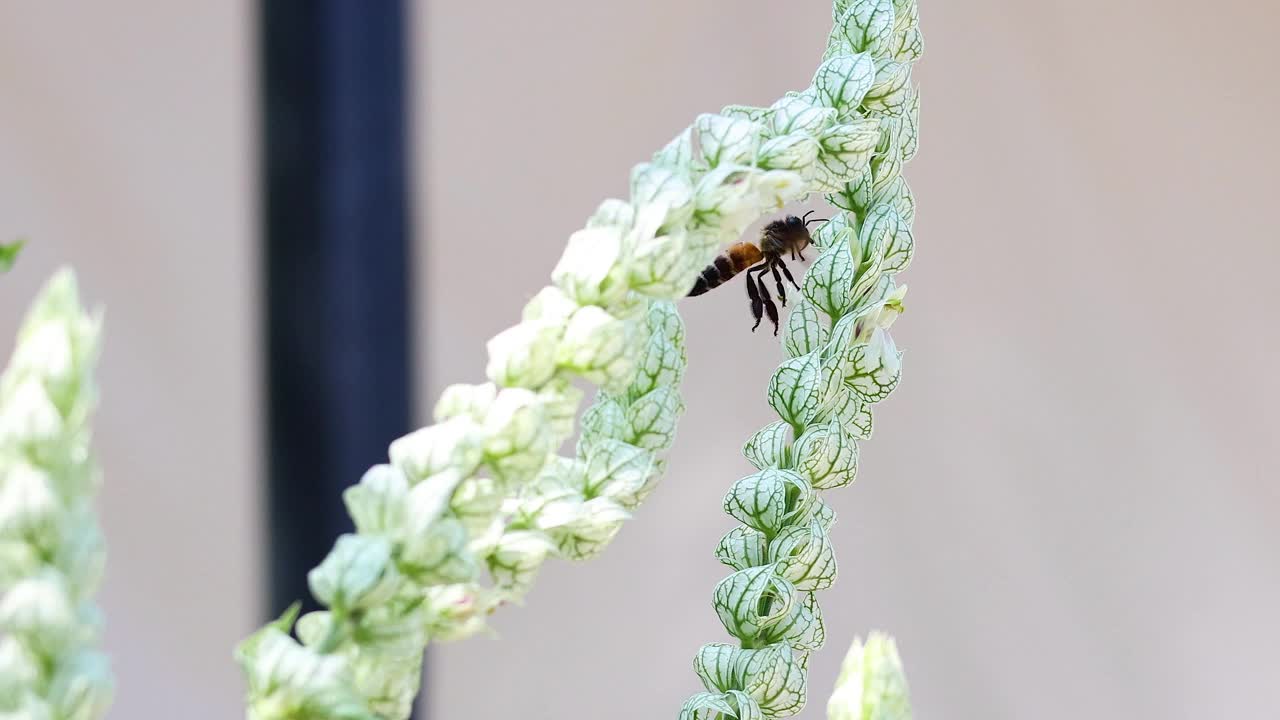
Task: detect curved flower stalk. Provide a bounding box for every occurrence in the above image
[681,1,922,719]
[0,270,111,720]
[827,633,911,720]
[237,7,914,719]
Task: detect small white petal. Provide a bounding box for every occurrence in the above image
[388,417,484,481]
[484,320,562,389]
[551,226,631,308]
[0,571,78,654]
[307,535,401,612]
[0,457,63,541]
[0,379,62,446]
[433,382,497,422]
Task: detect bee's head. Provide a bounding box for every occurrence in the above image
[782,214,806,230]
[794,210,827,248]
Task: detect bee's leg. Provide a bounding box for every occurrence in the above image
[798,247,807,262]
[746,265,765,332]
[775,258,800,291]
[756,272,780,335]
[769,262,790,307]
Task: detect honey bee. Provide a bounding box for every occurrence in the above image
[687,210,824,334]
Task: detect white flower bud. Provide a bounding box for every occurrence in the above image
[630,164,695,229]
[447,476,503,536]
[522,486,583,534]
[401,517,474,585]
[827,633,912,720]
[874,284,908,329]
[404,470,466,536]
[11,270,98,373]
[813,53,877,112]
[695,114,762,167]
[307,535,401,612]
[547,496,631,561]
[342,465,409,536]
[623,195,664,238]
[243,630,372,720]
[0,540,40,587]
[863,59,912,115]
[693,165,760,234]
[536,377,584,444]
[521,286,578,325]
[294,611,333,649]
[551,226,631,308]
[843,326,902,405]
[629,224,699,299]
[0,636,42,700]
[433,382,496,422]
[815,120,881,191]
[583,439,656,502]
[422,584,495,643]
[587,198,636,229]
[481,389,546,459]
[770,95,838,136]
[622,202,696,299]
[833,0,896,57]
[750,169,809,213]
[759,134,822,172]
[0,571,78,654]
[484,320,562,389]
[388,417,484,482]
[486,530,556,593]
[347,606,425,660]
[555,306,632,389]
[578,394,628,450]
[0,378,62,447]
[481,389,553,485]
[8,323,74,392]
[632,161,696,208]
[0,457,63,542]
[349,648,422,720]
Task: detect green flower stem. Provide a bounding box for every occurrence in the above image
[682,1,922,719]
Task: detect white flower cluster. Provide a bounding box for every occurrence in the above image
[239,5,919,718]
[0,270,112,720]
[682,1,921,719]
[827,633,911,720]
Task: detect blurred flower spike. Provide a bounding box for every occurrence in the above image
[0,269,112,720]
[827,633,912,720]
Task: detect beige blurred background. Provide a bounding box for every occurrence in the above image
[2,1,1278,719]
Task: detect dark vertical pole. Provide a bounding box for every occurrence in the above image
[260,0,414,642]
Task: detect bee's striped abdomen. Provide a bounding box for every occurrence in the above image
[687,242,764,297]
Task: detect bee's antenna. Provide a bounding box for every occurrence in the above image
[801,209,815,222]
[805,216,829,227]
